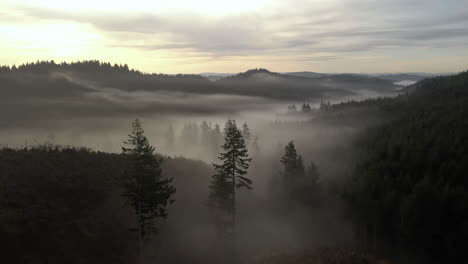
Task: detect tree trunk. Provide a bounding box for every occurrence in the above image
[232,172,236,231]
[138,226,142,264]
[137,204,142,264]
[231,153,236,234]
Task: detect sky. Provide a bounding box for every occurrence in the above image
[1,0,468,74]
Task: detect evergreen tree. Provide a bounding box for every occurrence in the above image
[200,120,212,146]
[209,120,252,234]
[241,122,252,147]
[120,119,176,262]
[280,141,305,179]
[301,103,311,112]
[280,141,305,196]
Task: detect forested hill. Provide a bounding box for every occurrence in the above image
[342,70,468,263]
[0,145,213,264]
[0,60,211,95]
[312,70,468,125]
[0,61,398,101]
[0,60,208,82]
[216,68,398,96]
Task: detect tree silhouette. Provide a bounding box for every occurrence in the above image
[120,119,176,263]
[209,120,252,235]
[280,141,305,179]
[280,141,306,199]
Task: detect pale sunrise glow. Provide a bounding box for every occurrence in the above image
[1,0,468,73]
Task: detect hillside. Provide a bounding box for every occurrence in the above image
[0,146,213,264]
[0,61,399,101]
[341,70,468,263]
[0,61,404,130]
[219,68,398,93]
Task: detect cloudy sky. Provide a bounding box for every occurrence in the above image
[1,0,467,73]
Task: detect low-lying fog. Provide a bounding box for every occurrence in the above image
[0,68,404,263]
[0,71,400,158]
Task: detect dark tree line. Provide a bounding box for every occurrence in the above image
[2,61,382,101]
[342,70,468,263]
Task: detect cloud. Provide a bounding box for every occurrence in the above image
[3,0,468,72]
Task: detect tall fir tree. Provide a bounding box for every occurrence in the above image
[120,119,176,262]
[280,141,305,194]
[280,141,305,179]
[209,120,252,234]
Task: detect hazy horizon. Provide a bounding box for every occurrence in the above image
[1,0,468,74]
[0,60,460,76]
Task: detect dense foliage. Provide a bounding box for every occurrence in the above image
[0,146,132,264]
[0,145,211,264]
[343,71,468,263]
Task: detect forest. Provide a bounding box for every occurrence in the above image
[1,61,467,264]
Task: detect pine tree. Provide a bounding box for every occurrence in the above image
[280,141,305,193]
[120,119,176,263]
[280,141,304,178]
[209,120,252,234]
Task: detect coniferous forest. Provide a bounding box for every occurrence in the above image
[1,59,467,264]
[4,0,468,263]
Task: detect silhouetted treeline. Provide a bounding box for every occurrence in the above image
[0,61,398,102]
[166,121,259,161]
[0,60,206,81]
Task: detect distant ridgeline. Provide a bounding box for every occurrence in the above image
[0,60,398,101]
[0,60,206,81]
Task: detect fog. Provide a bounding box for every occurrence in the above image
[0,63,404,263]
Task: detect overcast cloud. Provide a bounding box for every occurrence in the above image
[0,0,467,73]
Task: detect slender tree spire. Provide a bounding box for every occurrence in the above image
[209,120,252,236]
